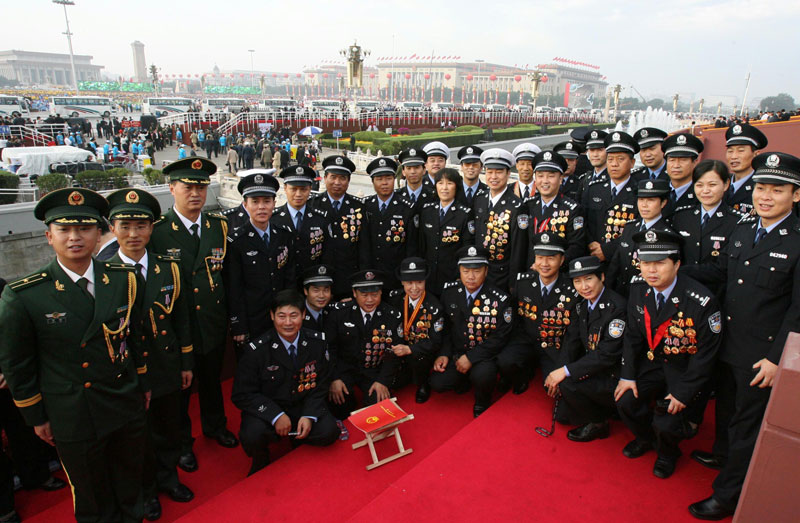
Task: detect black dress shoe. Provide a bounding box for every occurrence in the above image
[512,380,530,395]
[143,497,162,521]
[211,429,239,448]
[622,438,653,458]
[161,483,194,503]
[653,456,677,479]
[177,451,198,472]
[38,476,68,491]
[415,383,431,403]
[567,421,610,443]
[691,450,725,470]
[688,496,734,520]
[0,510,21,523]
[473,404,488,418]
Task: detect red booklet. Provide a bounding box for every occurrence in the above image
[348,398,409,433]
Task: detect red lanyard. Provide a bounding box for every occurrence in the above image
[404,292,426,337]
[643,304,671,360]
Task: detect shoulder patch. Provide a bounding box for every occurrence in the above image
[104,262,136,271]
[154,253,180,262]
[708,311,722,333]
[608,319,626,338]
[8,271,51,291]
[207,212,227,221]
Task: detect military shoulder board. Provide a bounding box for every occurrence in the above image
[738,214,757,225]
[9,271,51,291]
[686,289,711,307]
[588,178,605,186]
[207,212,227,221]
[105,262,136,271]
[442,281,460,289]
[153,215,167,226]
[516,272,536,281]
[307,330,325,341]
[421,201,436,210]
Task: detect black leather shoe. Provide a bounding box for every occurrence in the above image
[177,451,198,472]
[0,510,21,523]
[38,476,67,491]
[622,438,653,458]
[473,404,488,418]
[688,496,734,520]
[211,429,239,448]
[143,497,162,521]
[567,421,610,443]
[653,456,677,479]
[415,383,431,403]
[161,483,194,503]
[691,450,725,470]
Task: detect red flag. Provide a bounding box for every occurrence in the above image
[564,82,571,107]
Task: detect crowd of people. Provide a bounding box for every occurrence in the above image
[0,119,798,522]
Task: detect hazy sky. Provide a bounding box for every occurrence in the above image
[5,0,799,102]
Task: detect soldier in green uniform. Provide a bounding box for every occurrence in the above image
[0,188,149,522]
[106,188,196,520]
[148,158,239,475]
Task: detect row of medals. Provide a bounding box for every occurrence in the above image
[548,211,570,232]
[484,210,511,260]
[309,228,324,259]
[467,301,499,343]
[208,248,224,272]
[605,208,634,240]
[339,211,362,241]
[441,229,460,243]
[365,326,393,368]
[384,219,406,243]
[295,368,318,393]
[407,313,432,343]
[648,313,698,360]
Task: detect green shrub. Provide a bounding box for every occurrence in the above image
[35,173,70,195]
[352,131,388,141]
[0,172,20,205]
[142,167,164,185]
[456,125,483,132]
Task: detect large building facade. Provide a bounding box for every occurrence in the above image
[0,50,103,86]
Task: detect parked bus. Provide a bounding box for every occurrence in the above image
[348,100,381,114]
[395,101,424,112]
[202,98,248,113]
[142,97,194,116]
[0,96,28,117]
[307,99,342,116]
[50,96,115,118]
[259,98,298,114]
[431,102,454,112]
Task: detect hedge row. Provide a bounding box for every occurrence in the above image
[74,169,130,191]
[0,172,20,205]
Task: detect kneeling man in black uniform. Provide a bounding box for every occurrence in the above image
[232,290,339,476]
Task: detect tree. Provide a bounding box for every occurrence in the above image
[648,98,665,109]
[760,93,795,111]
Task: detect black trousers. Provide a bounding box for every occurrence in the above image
[327,373,386,421]
[393,352,435,388]
[430,357,497,408]
[57,413,147,523]
[0,449,13,517]
[496,340,535,385]
[0,390,51,489]
[560,373,617,425]
[180,347,227,453]
[712,364,772,508]
[143,391,182,498]
[239,409,339,474]
[615,366,700,460]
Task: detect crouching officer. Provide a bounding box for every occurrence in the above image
[0,188,149,523]
[614,230,721,480]
[386,258,445,404]
[232,290,338,476]
[432,246,513,417]
[302,265,334,332]
[106,188,195,519]
[544,256,626,443]
[324,270,403,420]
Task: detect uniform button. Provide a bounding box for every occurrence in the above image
[159,314,165,320]
[84,382,91,388]
[768,336,774,341]
[770,267,775,272]
[744,261,750,266]
[727,316,731,321]
[81,343,87,348]
[161,330,167,336]
[192,271,196,276]
[194,288,199,293]
[81,362,89,368]
[737,279,743,284]
[143,352,149,357]
[196,305,201,310]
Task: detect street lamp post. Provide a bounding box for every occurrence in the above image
[53,0,80,95]
[248,49,255,88]
[527,70,546,111]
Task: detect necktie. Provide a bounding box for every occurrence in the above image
[727,184,735,200]
[135,263,145,281]
[611,187,617,200]
[467,294,474,308]
[190,223,200,252]
[542,286,549,299]
[670,189,678,203]
[701,213,709,230]
[295,211,303,230]
[523,185,530,200]
[439,208,446,224]
[332,200,340,213]
[288,344,297,367]
[656,292,665,310]
[639,221,647,232]
[650,171,657,181]
[364,313,371,327]
[754,227,767,246]
[409,192,416,204]
[76,277,93,301]
[380,202,387,214]
[263,231,270,248]
[466,186,474,204]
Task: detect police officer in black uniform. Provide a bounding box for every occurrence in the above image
[221,168,276,231]
[225,172,295,342]
[614,230,721,480]
[687,153,800,520]
[396,148,436,209]
[301,265,333,332]
[423,141,450,188]
[606,179,673,297]
[325,270,403,420]
[662,133,703,218]
[544,256,626,443]
[510,143,540,200]
[418,167,475,296]
[723,123,768,215]
[554,140,584,201]
[232,290,339,476]
[386,258,445,403]
[432,246,513,417]
[499,233,578,401]
[361,157,418,291]
[455,145,487,208]
[584,131,640,262]
[273,165,333,287]
[309,155,366,300]
[574,129,608,204]
[524,150,586,267]
[472,148,528,290]
[632,128,669,181]
[567,128,594,180]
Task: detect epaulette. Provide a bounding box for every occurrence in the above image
[673,204,697,214]
[738,214,758,225]
[686,288,712,307]
[388,288,404,299]
[154,253,180,262]
[207,212,227,221]
[631,166,646,174]
[516,271,536,281]
[456,203,471,214]
[153,215,167,226]
[104,262,136,271]
[312,207,328,218]
[276,223,293,233]
[561,197,578,209]
[229,227,244,240]
[443,281,460,289]
[221,207,236,216]
[348,194,365,204]
[489,287,509,300]
[588,177,606,187]
[305,329,325,341]
[8,270,51,291]
[332,301,351,310]
[395,195,413,206]
[421,201,436,209]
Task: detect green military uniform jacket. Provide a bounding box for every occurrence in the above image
[111,251,194,399]
[0,258,148,442]
[148,208,228,355]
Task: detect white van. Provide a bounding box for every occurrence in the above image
[348,100,381,114]
[431,102,454,112]
[395,101,424,112]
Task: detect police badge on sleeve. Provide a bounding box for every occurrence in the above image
[708,311,722,334]
[517,214,529,230]
[608,319,626,338]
